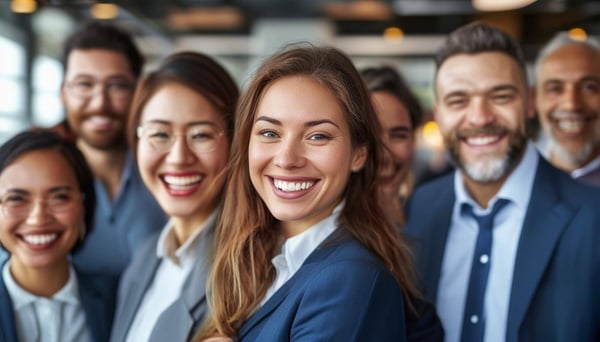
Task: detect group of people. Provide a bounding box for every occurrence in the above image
[0,17,598,342]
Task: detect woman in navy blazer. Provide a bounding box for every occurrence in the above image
[194,45,420,341]
[0,130,116,342]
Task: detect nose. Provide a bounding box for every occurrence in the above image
[560,85,582,113]
[85,87,111,112]
[466,97,495,127]
[165,135,197,165]
[25,201,54,226]
[274,138,306,169]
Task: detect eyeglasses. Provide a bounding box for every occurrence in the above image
[0,191,84,220]
[137,124,225,154]
[65,77,134,101]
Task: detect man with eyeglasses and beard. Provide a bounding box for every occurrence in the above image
[405,22,600,342]
[54,21,166,277]
[534,32,600,188]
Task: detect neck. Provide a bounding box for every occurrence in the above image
[9,257,70,297]
[462,175,506,209]
[172,209,214,247]
[77,140,127,200]
[550,146,600,173]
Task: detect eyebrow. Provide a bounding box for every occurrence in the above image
[443,84,519,101]
[255,115,340,129]
[389,126,411,133]
[1,186,74,196]
[143,119,221,128]
[543,76,600,86]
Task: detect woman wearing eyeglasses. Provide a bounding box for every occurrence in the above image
[0,130,117,342]
[109,51,238,342]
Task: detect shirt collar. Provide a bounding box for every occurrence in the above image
[571,153,600,179]
[277,202,344,275]
[2,262,81,309]
[156,210,217,266]
[454,142,538,214]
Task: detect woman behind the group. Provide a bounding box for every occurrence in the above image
[195,45,419,341]
[0,130,116,342]
[109,51,238,342]
[361,66,423,227]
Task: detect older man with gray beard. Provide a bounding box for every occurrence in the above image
[535,32,600,187]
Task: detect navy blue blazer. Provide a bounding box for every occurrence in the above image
[237,231,407,341]
[406,156,600,342]
[0,264,117,342]
[110,225,214,342]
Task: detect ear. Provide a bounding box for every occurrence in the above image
[350,145,367,172]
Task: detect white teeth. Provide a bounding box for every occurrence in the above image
[163,175,202,188]
[273,179,314,192]
[88,116,112,124]
[23,233,58,245]
[557,119,584,133]
[467,135,499,146]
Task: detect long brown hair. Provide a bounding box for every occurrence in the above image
[196,44,419,338]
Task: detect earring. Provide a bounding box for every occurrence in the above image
[352,168,360,173]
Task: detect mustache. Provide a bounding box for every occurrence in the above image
[455,125,508,139]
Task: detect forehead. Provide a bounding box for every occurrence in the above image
[371,91,412,127]
[0,149,78,190]
[436,52,526,96]
[65,49,134,80]
[257,75,346,124]
[537,44,600,81]
[140,82,224,126]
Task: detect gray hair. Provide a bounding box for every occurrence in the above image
[534,32,600,80]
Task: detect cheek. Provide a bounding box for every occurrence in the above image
[136,144,162,185]
[388,141,414,163]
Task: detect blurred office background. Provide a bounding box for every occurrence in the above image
[1,0,599,180]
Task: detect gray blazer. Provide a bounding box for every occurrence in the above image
[110,224,214,342]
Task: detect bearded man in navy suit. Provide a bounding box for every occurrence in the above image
[406,22,600,342]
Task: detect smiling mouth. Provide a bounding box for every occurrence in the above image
[21,233,58,245]
[464,135,502,146]
[162,175,203,190]
[273,179,315,192]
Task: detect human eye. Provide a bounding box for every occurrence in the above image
[389,130,410,141]
[259,130,279,139]
[445,96,467,110]
[491,90,516,104]
[107,80,133,92]
[48,191,74,207]
[147,128,171,140]
[189,128,219,142]
[0,193,28,207]
[308,133,331,141]
[543,82,563,96]
[71,79,95,90]
[581,80,600,94]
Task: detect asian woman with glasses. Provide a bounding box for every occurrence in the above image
[109,51,238,342]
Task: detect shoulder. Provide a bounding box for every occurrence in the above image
[536,158,600,204]
[408,173,454,209]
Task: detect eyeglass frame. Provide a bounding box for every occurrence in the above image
[136,124,226,154]
[0,191,86,220]
[64,77,135,101]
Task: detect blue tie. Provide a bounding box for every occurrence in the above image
[460,199,509,342]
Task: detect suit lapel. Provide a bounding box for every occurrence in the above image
[506,159,574,341]
[237,244,336,339]
[114,246,161,342]
[410,175,455,301]
[0,274,18,342]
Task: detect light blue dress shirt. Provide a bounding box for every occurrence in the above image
[71,152,167,277]
[437,142,538,342]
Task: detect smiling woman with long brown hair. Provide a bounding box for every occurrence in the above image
[195,44,419,341]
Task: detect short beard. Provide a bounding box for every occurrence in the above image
[547,110,600,168]
[446,125,527,183]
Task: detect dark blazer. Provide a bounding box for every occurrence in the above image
[237,231,407,341]
[110,225,214,342]
[0,264,117,342]
[406,156,600,342]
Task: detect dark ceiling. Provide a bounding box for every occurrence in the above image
[17,0,600,59]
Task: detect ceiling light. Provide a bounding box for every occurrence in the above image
[384,26,403,43]
[91,3,119,20]
[472,0,537,11]
[11,0,37,14]
[568,28,587,41]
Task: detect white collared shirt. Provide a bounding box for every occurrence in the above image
[125,211,217,342]
[571,153,600,179]
[437,142,538,342]
[260,203,343,305]
[2,262,92,342]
